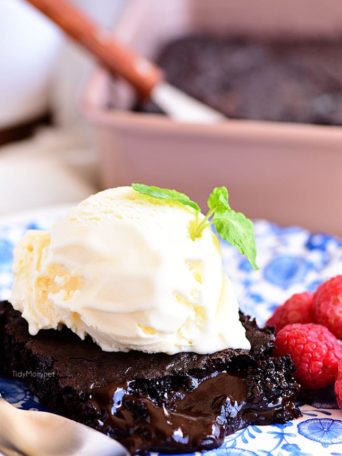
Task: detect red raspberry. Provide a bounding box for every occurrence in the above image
[312,275,342,339]
[266,291,313,332]
[275,323,342,389]
[335,360,342,408]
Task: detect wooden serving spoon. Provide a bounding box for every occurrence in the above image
[26,0,225,123]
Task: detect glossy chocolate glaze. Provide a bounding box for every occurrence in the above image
[91,370,297,454]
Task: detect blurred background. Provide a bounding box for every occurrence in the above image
[0,0,125,211]
[1,0,342,236]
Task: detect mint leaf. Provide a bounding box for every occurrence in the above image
[213,210,258,270]
[208,186,230,212]
[132,183,200,212]
[208,186,258,269]
[132,182,258,270]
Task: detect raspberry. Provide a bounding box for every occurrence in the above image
[312,275,342,339]
[266,292,313,332]
[275,323,342,389]
[335,360,342,409]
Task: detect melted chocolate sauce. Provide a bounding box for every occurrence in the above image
[91,372,287,454]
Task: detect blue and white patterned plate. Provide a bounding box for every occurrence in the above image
[0,207,342,456]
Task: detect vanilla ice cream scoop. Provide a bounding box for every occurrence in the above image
[12,186,250,354]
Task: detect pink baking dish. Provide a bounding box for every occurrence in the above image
[82,0,342,236]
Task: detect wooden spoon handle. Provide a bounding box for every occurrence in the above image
[26,0,163,98]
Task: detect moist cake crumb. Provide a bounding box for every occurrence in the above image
[0,301,301,453]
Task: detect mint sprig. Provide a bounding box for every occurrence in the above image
[132,183,258,270]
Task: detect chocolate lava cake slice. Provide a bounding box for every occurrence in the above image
[0,301,301,454]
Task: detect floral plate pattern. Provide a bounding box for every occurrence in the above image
[0,207,342,456]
